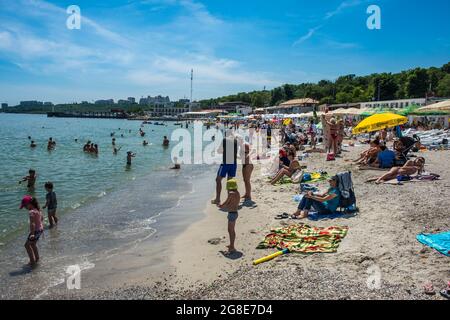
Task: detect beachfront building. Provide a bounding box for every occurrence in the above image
[152,105,189,117]
[180,109,227,119]
[209,101,252,114]
[1,103,7,109]
[151,99,200,117]
[139,95,170,106]
[361,98,426,109]
[318,102,362,112]
[20,100,44,107]
[267,98,319,114]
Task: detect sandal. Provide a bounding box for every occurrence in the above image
[440,289,450,299]
[275,213,289,220]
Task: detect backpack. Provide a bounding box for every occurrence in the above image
[336,171,357,212]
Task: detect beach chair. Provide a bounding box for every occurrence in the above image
[336,171,358,213]
[394,136,419,166]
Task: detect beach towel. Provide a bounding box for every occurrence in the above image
[257,224,349,253]
[417,231,450,257]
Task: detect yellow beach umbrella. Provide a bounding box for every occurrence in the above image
[352,113,408,134]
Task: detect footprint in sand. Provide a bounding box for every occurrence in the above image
[208,238,222,245]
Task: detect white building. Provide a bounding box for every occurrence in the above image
[361,98,426,109]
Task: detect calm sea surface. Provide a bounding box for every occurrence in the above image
[0,113,215,299]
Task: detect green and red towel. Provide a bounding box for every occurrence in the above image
[257,224,348,253]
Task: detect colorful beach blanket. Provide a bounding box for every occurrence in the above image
[257,224,349,253]
[417,231,450,257]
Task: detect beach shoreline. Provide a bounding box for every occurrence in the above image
[41,144,449,300]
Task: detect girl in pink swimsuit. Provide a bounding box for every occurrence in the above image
[20,195,44,266]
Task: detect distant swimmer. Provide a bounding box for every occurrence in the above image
[112,138,116,146]
[163,136,170,147]
[74,138,78,143]
[28,136,31,140]
[30,141,37,148]
[83,141,91,152]
[47,137,56,150]
[20,169,37,189]
[143,140,149,146]
[126,151,136,166]
[113,146,122,155]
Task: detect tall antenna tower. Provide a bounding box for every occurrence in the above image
[190,69,194,102]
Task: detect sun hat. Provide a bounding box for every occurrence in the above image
[20,195,33,209]
[226,179,238,191]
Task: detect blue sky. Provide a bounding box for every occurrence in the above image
[0,0,449,105]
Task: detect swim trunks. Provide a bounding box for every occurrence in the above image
[227,212,239,222]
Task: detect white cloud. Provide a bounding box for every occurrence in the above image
[0,0,279,103]
[293,26,322,46]
[293,0,363,46]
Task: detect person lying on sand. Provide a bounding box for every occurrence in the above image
[366,157,425,184]
[270,159,301,185]
[291,176,341,219]
[219,179,240,255]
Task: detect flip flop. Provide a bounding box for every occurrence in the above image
[275,213,289,220]
[440,289,450,299]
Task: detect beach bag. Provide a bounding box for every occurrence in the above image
[326,153,335,161]
[337,171,357,212]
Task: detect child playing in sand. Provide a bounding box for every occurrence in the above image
[20,169,37,189]
[219,179,241,255]
[20,195,44,266]
[43,182,58,228]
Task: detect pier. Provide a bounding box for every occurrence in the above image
[47,111,129,119]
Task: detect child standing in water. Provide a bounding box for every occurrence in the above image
[20,195,44,266]
[43,182,58,228]
[219,179,241,255]
[126,151,136,166]
[20,169,37,189]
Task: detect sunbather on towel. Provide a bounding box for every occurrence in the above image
[270,159,301,185]
[292,176,341,219]
[366,157,425,184]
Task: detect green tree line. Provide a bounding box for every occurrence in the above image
[199,62,450,108]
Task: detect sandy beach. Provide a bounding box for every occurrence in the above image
[49,142,449,300]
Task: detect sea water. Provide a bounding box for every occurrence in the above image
[0,113,216,299]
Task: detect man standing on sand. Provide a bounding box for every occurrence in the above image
[212,130,239,206]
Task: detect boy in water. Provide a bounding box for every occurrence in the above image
[43,181,58,228]
[126,151,136,166]
[219,179,241,255]
[20,169,37,189]
[30,141,37,148]
[163,136,170,147]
